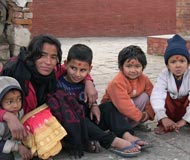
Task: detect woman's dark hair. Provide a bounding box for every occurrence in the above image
[118,45,147,70]
[25,34,62,68]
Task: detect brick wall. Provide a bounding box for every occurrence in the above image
[176,0,190,36]
[6,0,32,56]
[147,36,169,56]
[147,35,190,56]
[147,0,190,56]
[31,0,176,37]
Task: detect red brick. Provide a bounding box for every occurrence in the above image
[23,25,33,31]
[147,37,168,56]
[27,2,33,8]
[13,19,32,25]
[147,36,190,56]
[31,0,176,37]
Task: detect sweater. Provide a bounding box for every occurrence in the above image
[101,71,154,122]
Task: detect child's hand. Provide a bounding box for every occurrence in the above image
[90,105,101,124]
[160,117,177,132]
[140,112,149,122]
[176,119,187,129]
[18,144,32,160]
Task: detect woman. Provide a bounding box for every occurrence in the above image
[0,34,97,159]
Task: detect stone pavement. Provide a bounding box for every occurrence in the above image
[17,37,190,160]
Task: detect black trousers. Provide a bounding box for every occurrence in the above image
[0,153,14,160]
[86,101,134,149]
[0,153,41,160]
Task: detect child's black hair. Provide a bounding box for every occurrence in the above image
[118,45,147,70]
[67,44,93,65]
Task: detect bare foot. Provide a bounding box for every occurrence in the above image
[122,132,149,146]
[111,137,140,153]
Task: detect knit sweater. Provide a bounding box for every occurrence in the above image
[57,75,87,106]
[101,71,154,122]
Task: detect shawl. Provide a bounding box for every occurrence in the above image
[46,89,88,157]
[21,104,67,159]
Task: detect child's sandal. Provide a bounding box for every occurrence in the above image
[84,140,102,153]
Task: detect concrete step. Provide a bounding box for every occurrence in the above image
[147,34,190,56]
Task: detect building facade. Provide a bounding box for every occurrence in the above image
[31,0,176,37]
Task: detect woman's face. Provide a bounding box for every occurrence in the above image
[35,43,58,76]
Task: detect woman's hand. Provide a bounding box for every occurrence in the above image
[84,80,98,105]
[3,112,27,140]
